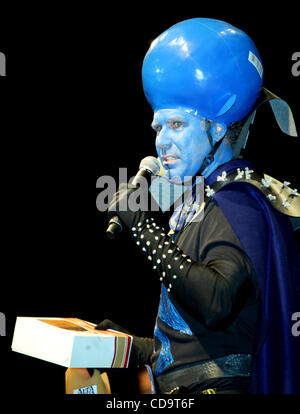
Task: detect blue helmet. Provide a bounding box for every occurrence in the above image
[142,18,264,126]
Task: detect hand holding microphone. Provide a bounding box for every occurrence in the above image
[106,156,160,239]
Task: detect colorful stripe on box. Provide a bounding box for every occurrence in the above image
[110,331,132,368]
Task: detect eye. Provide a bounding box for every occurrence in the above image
[174,121,183,128]
[168,120,185,130]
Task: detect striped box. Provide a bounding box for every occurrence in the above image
[11,317,132,368]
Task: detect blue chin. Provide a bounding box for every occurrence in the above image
[163,168,181,184]
[166,170,195,186]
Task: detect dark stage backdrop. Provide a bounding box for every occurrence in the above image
[1,5,299,400]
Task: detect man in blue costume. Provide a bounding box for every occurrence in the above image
[97,18,300,394]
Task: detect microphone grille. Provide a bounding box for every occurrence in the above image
[139,156,160,175]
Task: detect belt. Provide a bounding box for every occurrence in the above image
[155,353,251,394]
[167,387,247,395]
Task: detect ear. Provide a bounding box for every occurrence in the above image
[210,122,227,143]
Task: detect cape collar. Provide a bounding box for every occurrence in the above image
[205,159,253,186]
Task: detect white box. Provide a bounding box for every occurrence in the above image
[11,317,132,368]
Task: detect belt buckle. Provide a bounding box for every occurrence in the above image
[166,386,180,394]
[201,388,216,394]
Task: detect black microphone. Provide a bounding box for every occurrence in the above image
[106,156,160,239]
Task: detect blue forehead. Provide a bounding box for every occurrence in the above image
[153,108,203,124]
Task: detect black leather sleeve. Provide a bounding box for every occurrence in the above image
[129,216,253,328]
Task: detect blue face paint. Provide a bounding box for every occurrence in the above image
[153,108,213,183]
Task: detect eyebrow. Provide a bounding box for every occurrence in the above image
[151,117,186,126]
[166,117,186,123]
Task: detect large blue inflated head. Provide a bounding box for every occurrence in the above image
[142,18,264,126]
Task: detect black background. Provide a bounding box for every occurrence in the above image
[1,3,299,405]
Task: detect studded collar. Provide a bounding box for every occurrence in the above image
[204,161,299,222]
